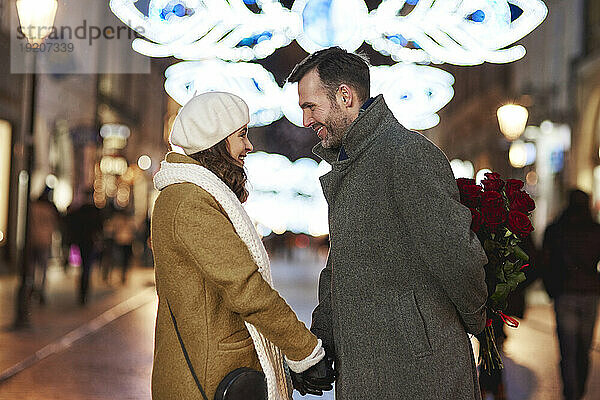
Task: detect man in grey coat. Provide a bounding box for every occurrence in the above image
[287,47,489,399]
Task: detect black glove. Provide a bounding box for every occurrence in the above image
[304,357,336,387]
[290,357,337,396]
[290,369,325,396]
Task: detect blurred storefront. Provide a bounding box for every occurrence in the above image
[0,0,170,273]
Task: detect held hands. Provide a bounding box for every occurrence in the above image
[290,356,336,396]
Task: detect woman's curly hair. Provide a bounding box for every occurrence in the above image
[187,138,248,203]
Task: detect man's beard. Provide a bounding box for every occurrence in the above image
[321,102,353,149]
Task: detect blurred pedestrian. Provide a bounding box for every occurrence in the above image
[542,189,600,400]
[28,187,59,305]
[111,209,135,284]
[287,47,488,399]
[151,92,333,400]
[100,207,115,284]
[66,190,103,305]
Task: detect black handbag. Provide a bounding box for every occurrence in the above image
[167,300,267,400]
[214,367,267,400]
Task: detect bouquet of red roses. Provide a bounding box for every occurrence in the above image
[456,172,535,375]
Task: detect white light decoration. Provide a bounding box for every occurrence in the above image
[112,0,547,66]
[112,0,548,132]
[164,60,283,127]
[244,152,329,236]
[110,0,300,62]
[370,63,454,130]
[450,159,475,179]
[53,179,73,213]
[291,0,369,53]
[497,103,528,140]
[508,140,536,168]
[475,168,492,185]
[100,124,131,139]
[367,0,548,65]
[165,60,454,130]
[16,0,59,45]
[138,155,152,170]
[45,174,58,189]
[0,120,11,246]
[100,156,129,176]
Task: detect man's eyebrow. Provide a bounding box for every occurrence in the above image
[300,102,314,109]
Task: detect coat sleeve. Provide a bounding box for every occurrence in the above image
[310,253,335,356]
[173,192,322,366]
[394,138,488,335]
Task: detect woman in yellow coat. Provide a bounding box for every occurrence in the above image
[151,92,328,400]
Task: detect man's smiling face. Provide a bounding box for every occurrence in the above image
[298,69,352,149]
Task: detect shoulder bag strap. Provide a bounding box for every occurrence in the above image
[167,299,209,400]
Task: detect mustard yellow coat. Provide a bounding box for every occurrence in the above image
[151,153,317,400]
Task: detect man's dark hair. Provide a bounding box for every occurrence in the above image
[287,47,371,104]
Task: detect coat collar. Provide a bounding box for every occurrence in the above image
[164,151,202,165]
[312,94,390,165]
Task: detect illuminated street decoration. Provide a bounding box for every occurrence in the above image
[165,60,453,129]
[369,63,454,130]
[244,152,331,236]
[367,0,548,65]
[111,0,548,129]
[291,0,369,53]
[164,60,284,126]
[110,0,300,61]
[112,0,547,65]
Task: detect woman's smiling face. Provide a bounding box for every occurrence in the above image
[225,124,253,166]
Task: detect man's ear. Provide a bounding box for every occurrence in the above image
[338,84,356,108]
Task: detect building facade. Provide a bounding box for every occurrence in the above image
[0,0,170,272]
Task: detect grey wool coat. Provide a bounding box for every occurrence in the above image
[311,95,488,400]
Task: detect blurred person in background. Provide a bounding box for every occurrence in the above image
[28,187,59,305]
[542,189,600,400]
[288,47,488,400]
[150,92,333,400]
[100,205,116,284]
[66,190,103,305]
[111,209,135,284]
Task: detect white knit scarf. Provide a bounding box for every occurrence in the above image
[153,161,292,400]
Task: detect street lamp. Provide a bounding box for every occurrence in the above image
[16,0,58,45]
[13,0,58,328]
[497,104,529,141]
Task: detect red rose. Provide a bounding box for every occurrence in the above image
[505,179,524,197]
[481,205,507,232]
[484,172,502,180]
[456,178,476,190]
[481,191,503,208]
[509,190,535,213]
[460,184,482,208]
[481,173,505,192]
[470,208,482,233]
[507,210,534,238]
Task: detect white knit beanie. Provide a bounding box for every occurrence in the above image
[169,92,250,155]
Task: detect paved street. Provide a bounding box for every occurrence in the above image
[0,250,598,399]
